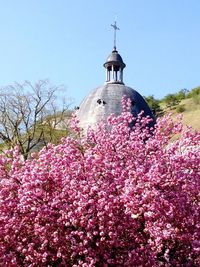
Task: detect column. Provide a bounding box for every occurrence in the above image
[115,70,117,81]
[119,68,122,82]
[112,65,114,81]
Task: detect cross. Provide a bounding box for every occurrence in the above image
[111,21,120,50]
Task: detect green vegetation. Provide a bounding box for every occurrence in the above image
[158,86,200,130]
[144,95,163,116]
[176,104,185,113]
[188,86,200,105]
[163,94,180,110]
[145,86,200,130]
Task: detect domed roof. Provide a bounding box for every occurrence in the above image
[77,35,155,131]
[104,49,126,68]
[78,83,155,130]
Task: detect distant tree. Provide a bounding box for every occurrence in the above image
[0,80,71,159]
[176,88,189,101]
[187,86,200,104]
[188,86,200,97]
[163,93,180,109]
[144,95,162,116]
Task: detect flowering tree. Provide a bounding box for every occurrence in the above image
[0,98,199,266]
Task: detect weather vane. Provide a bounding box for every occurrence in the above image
[111,21,119,50]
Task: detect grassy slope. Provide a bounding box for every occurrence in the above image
[160,98,200,130]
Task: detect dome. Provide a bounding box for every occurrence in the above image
[78,83,155,130]
[104,49,126,69]
[77,32,155,131]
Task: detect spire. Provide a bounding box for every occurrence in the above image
[111,21,120,51]
[104,22,126,84]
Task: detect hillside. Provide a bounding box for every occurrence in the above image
[160,97,200,130]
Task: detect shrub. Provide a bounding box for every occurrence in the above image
[0,98,199,266]
[176,104,186,113]
[144,95,162,116]
[163,94,180,110]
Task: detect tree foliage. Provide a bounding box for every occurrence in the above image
[187,86,200,104]
[163,93,180,109]
[0,98,199,266]
[0,80,71,159]
[176,88,189,101]
[187,86,200,98]
[144,95,162,116]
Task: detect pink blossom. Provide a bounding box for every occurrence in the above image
[0,97,199,266]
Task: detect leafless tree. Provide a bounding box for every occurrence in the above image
[0,80,71,159]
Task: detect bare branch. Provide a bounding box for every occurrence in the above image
[0,80,72,159]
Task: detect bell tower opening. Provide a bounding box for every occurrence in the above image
[104,49,126,84]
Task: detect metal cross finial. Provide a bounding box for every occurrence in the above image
[111,21,119,50]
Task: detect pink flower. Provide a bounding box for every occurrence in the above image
[0,98,199,266]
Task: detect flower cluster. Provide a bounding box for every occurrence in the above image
[0,98,199,266]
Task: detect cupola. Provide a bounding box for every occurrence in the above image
[103,49,126,84]
[77,22,155,131]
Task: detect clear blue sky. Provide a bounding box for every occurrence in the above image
[0,0,199,106]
